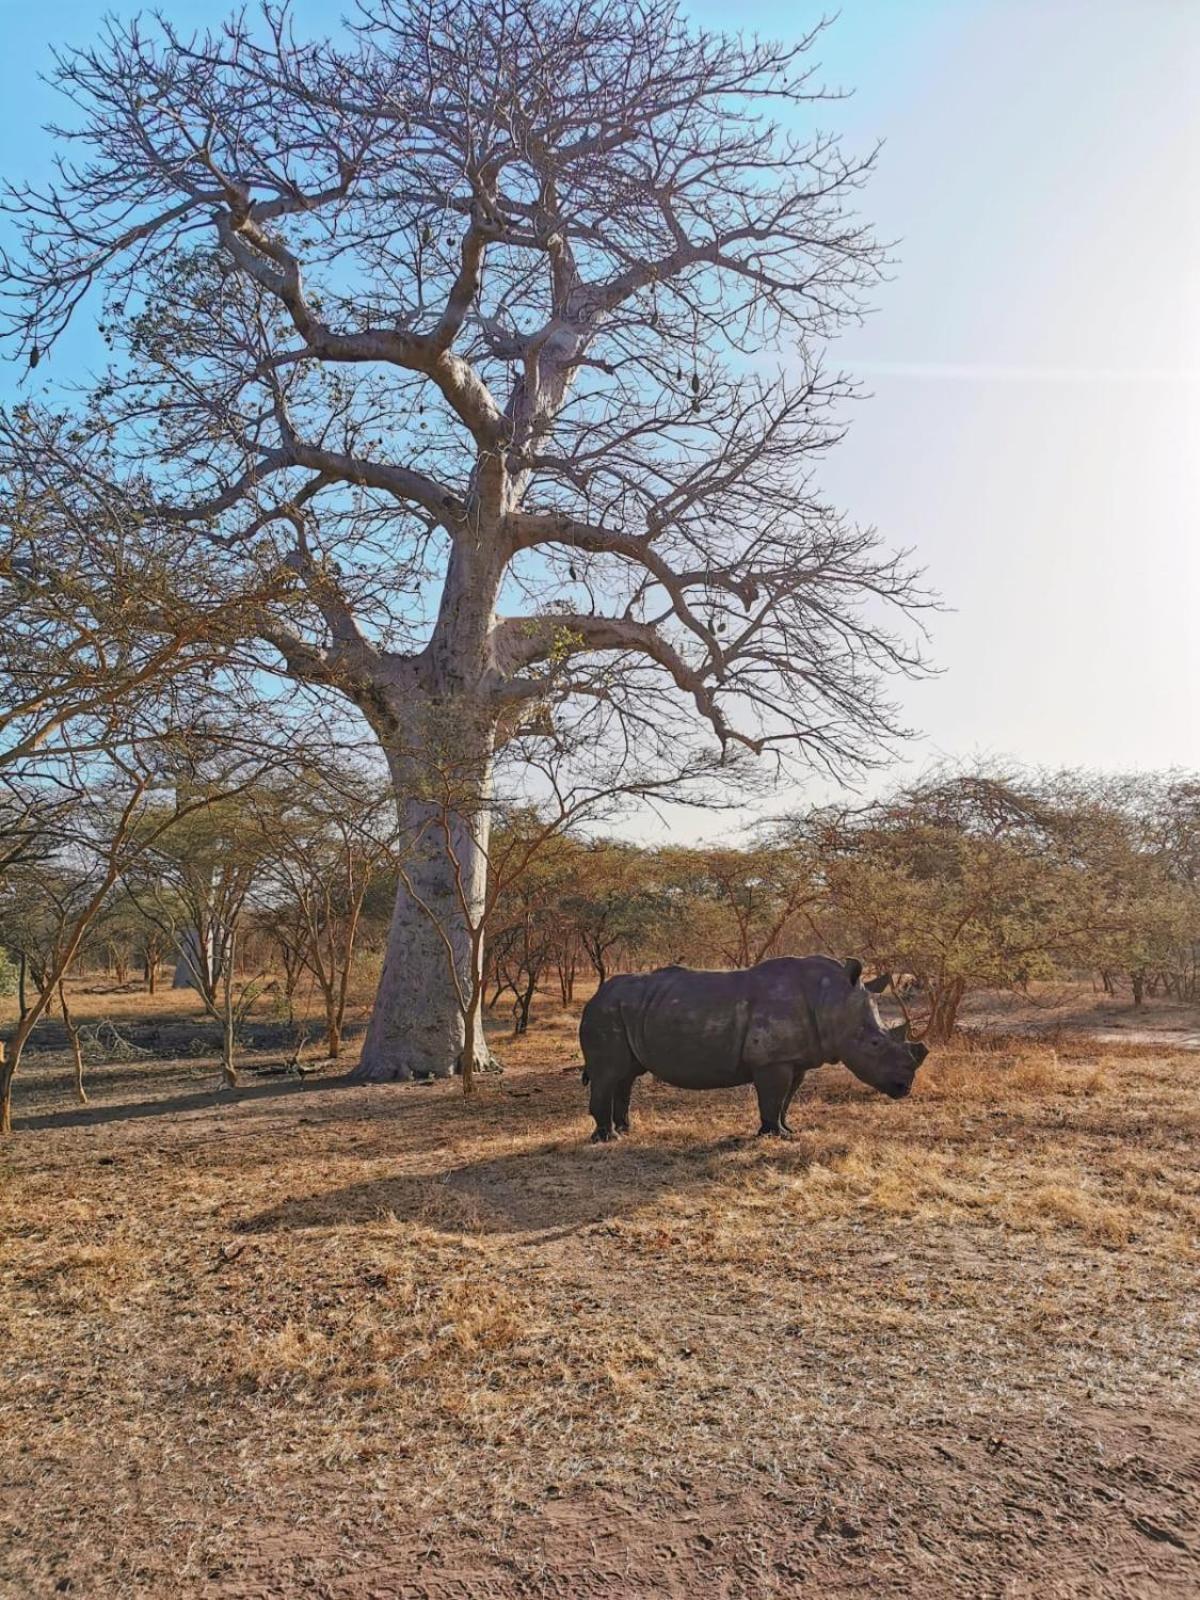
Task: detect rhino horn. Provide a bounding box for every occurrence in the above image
[888,1021,910,1042]
[864,972,891,995]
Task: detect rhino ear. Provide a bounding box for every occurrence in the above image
[865,972,891,995]
[843,958,863,987]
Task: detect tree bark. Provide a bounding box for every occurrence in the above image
[58,980,87,1105]
[0,1044,12,1137]
[557,953,576,1005]
[173,929,211,990]
[219,946,238,1088]
[925,978,966,1042]
[514,980,535,1035]
[349,724,499,1082]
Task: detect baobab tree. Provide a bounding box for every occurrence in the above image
[3,0,928,1080]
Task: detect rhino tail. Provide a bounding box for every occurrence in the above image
[581,1065,590,1085]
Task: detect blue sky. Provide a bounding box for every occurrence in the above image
[2,0,1197,838]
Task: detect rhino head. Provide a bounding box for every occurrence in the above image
[825,959,929,1099]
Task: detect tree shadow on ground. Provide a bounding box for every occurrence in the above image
[236,1135,725,1238]
[18,1015,368,1055]
[12,1075,345,1133]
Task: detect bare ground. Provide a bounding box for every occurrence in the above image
[958,981,1200,1051]
[2,994,1199,1598]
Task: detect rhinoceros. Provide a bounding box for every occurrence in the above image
[579,955,928,1142]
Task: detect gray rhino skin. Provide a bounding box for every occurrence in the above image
[579,955,928,1143]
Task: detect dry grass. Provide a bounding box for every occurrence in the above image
[2,987,1199,1597]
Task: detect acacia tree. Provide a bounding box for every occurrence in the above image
[0,407,280,775]
[1043,772,1200,1006]
[3,860,111,1106]
[122,789,283,1083]
[561,841,666,985]
[0,780,152,1129]
[658,840,817,967]
[0,760,219,1131]
[796,772,1116,1040]
[3,0,926,1080]
[257,772,398,1059]
[485,816,579,1033]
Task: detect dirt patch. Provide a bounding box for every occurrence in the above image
[198,1406,1200,1598]
[956,981,1200,1052]
[2,1012,1198,1597]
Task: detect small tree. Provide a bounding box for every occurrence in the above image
[1043,772,1200,1007]
[658,840,817,968]
[122,787,284,1085]
[0,408,278,776]
[2,861,112,1104]
[486,819,579,1033]
[796,772,1107,1041]
[258,773,398,1059]
[0,766,183,1131]
[560,841,667,986]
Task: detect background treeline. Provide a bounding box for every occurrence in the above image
[4,765,1197,1070]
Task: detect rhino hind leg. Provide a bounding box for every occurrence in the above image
[580,1004,643,1143]
[588,1074,620,1142]
[753,1063,797,1139]
[779,1067,806,1135]
[612,1070,642,1135]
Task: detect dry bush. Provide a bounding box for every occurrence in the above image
[912,1039,1113,1102]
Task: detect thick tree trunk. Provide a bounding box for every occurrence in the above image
[173,929,211,990]
[349,724,499,1083]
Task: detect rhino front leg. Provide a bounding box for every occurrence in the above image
[753,1062,796,1139]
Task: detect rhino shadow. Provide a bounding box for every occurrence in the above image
[237,1135,726,1239]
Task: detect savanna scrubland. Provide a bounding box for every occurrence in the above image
[3,979,1199,1597]
[2,0,1198,1594]
[3,777,1200,1596]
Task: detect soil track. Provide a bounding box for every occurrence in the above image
[2,1009,1198,1597]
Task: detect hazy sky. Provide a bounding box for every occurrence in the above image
[1,0,1197,840]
